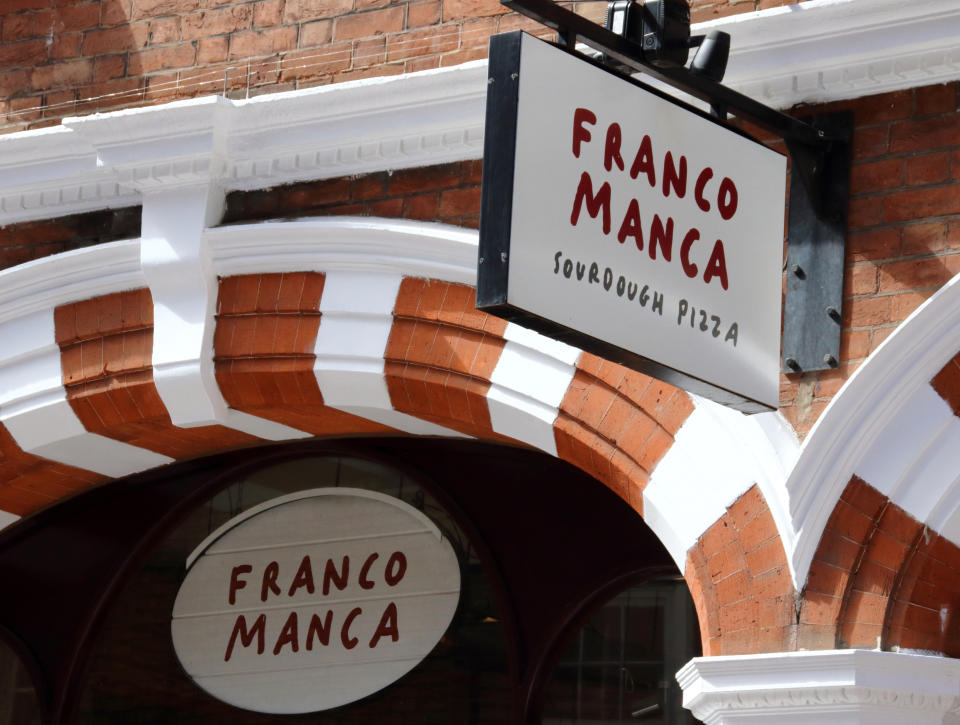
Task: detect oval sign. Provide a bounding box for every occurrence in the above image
[171,488,461,714]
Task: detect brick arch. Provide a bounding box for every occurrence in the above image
[797,345,960,655]
[0,220,802,660]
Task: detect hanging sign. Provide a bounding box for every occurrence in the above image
[171,488,461,714]
[478,32,786,412]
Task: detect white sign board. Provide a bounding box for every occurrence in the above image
[478,32,786,412]
[171,488,461,714]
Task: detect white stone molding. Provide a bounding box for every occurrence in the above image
[205,217,478,284]
[487,323,580,456]
[677,649,960,725]
[3,0,960,224]
[0,511,19,533]
[139,187,310,440]
[709,0,960,110]
[314,271,467,437]
[0,306,174,478]
[0,239,144,326]
[787,270,960,585]
[643,397,800,573]
[0,240,175,476]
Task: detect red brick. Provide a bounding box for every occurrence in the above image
[100,0,131,27]
[283,0,353,22]
[878,255,960,292]
[129,43,196,73]
[851,125,889,160]
[914,83,958,116]
[182,5,253,40]
[0,39,47,68]
[386,26,459,62]
[196,35,227,64]
[130,0,197,21]
[48,32,82,60]
[442,0,508,20]
[438,186,481,217]
[891,116,960,153]
[51,3,101,33]
[408,0,441,27]
[299,19,332,47]
[846,227,900,262]
[850,158,902,194]
[843,263,878,297]
[82,24,149,56]
[254,0,283,27]
[229,26,297,60]
[905,152,951,186]
[333,7,404,41]
[30,59,92,90]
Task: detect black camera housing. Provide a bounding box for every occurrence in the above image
[605,0,690,68]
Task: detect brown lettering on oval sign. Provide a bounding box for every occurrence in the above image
[172,488,461,715]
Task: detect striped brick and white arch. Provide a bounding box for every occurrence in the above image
[0,217,800,653]
[787,269,960,654]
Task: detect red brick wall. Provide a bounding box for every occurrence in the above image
[778,83,960,436]
[0,0,800,132]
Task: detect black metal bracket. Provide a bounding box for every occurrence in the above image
[782,112,853,374]
[497,0,854,375]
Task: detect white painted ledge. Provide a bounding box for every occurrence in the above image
[0,511,20,532]
[2,0,960,224]
[678,649,960,725]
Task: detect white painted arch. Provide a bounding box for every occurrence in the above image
[0,217,800,584]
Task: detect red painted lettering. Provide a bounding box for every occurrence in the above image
[617,198,644,250]
[570,172,611,235]
[273,611,299,655]
[341,607,362,650]
[662,151,687,199]
[306,611,333,649]
[384,551,407,586]
[694,168,713,213]
[228,564,252,605]
[359,553,379,590]
[572,108,596,158]
[288,555,316,597]
[369,602,400,648]
[604,123,625,172]
[224,613,266,662]
[704,240,729,290]
[629,134,656,188]
[680,228,699,279]
[649,214,673,262]
[261,561,280,602]
[322,556,350,596]
[718,177,738,220]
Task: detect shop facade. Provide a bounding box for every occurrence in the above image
[2,0,960,721]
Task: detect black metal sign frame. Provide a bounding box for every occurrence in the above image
[479,0,853,391]
[478,31,781,413]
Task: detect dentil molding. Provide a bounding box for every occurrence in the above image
[677,649,960,724]
[0,0,959,224]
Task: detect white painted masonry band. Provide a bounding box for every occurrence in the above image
[3,0,960,225]
[487,323,580,456]
[314,271,468,438]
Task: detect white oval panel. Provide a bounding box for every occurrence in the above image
[171,488,461,714]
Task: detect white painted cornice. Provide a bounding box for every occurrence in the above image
[207,217,479,284]
[678,649,960,724]
[711,0,960,109]
[0,239,145,326]
[1,0,959,225]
